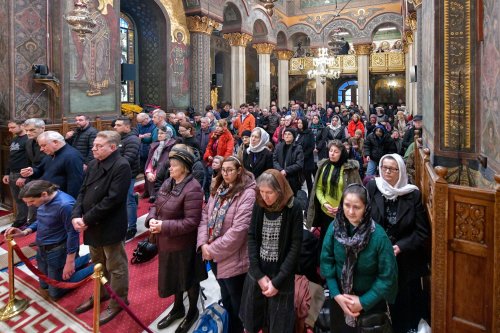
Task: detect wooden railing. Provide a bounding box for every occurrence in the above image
[413,137,500,333]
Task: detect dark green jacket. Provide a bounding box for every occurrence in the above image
[320,221,398,311]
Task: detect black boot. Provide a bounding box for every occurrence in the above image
[175,285,200,333]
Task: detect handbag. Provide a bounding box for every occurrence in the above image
[356,312,393,333]
[130,234,158,264]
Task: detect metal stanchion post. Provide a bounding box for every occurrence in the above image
[0,237,29,320]
[92,263,103,333]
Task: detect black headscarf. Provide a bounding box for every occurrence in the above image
[320,145,348,198]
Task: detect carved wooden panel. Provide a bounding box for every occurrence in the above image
[455,203,485,243]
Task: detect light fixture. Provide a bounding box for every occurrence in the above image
[259,0,278,16]
[307,47,341,84]
[378,27,397,32]
[65,0,96,42]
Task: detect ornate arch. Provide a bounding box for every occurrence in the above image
[323,19,362,39]
[250,8,276,43]
[223,0,252,34]
[287,24,321,45]
[360,12,403,41]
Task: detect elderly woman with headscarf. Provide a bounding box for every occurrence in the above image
[147,147,207,333]
[317,115,346,160]
[366,154,430,333]
[240,170,303,333]
[243,127,273,179]
[320,184,398,333]
[394,111,407,138]
[144,125,176,202]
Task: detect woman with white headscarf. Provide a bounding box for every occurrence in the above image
[367,153,431,333]
[243,127,273,179]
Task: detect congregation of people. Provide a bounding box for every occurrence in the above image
[2,99,430,333]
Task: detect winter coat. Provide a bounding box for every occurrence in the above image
[119,132,141,178]
[203,129,234,165]
[367,180,431,286]
[347,120,365,138]
[144,139,177,175]
[273,142,304,193]
[295,129,316,171]
[267,113,281,136]
[233,113,256,136]
[196,128,212,156]
[146,175,203,253]
[243,148,273,179]
[197,180,256,279]
[317,126,346,159]
[154,148,204,193]
[66,125,98,164]
[72,150,131,247]
[306,159,362,229]
[133,120,156,160]
[363,132,398,163]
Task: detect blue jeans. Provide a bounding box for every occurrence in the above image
[37,245,93,299]
[127,179,137,231]
[366,160,378,176]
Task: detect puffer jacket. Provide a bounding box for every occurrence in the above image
[146,175,203,253]
[67,125,98,164]
[363,131,397,163]
[119,131,141,178]
[197,178,256,279]
[203,129,234,165]
[273,141,304,193]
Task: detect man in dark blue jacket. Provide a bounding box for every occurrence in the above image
[20,131,83,199]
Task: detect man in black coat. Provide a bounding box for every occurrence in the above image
[272,128,305,195]
[402,114,423,154]
[65,114,98,171]
[363,124,398,176]
[114,117,141,240]
[72,130,131,325]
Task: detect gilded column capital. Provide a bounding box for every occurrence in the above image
[253,43,276,54]
[402,40,409,54]
[405,12,417,31]
[409,0,422,9]
[404,30,414,44]
[275,50,294,60]
[186,16,221,35]
[223,33,253,47]
[354,43,372,55]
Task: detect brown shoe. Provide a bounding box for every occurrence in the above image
[99,306,123,326]
[75,295,110,314]
[38,288,50,301]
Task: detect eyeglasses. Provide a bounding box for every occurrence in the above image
[92,143,110,150]
[381,166,399,173]
[221,168,236,174]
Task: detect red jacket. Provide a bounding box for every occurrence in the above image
[347,120,365,138]
[233,113,256,136]
[203,129,234,165]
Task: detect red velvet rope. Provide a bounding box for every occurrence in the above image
[11,241,93,289]
[102,282,154,333]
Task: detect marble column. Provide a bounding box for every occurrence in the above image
[354,44,371,110]
[187,16,220,113]
[275,50,294,108]
[223,33,253,107]
[253,43,276,108]
[414,0,423,114]
[409,11,418,116]
[316,76,326,107]
[404,32,414,116]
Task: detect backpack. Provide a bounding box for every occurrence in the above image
[193,302,229,333]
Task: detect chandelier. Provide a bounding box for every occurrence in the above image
[307,47,341,84]
[259,0,278,16]
[65,0,96,42]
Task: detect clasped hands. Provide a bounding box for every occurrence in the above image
[258,276,278,298]
[149,218,162,234]
[334,294,363,317]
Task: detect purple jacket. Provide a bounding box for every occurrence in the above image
[197,179,256,279]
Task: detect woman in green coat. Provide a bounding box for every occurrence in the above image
[320,184,398,333]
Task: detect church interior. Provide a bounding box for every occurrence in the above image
[0,0,499,332]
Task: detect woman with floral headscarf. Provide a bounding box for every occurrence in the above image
[320,184,398,333]
[243,127,273,179]
[367,154,430,333]
[240,170,303,333]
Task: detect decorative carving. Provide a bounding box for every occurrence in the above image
[370,53,405,73]
[288,55,358,75]
[275,50,294,61]
[186,16,221,35]
[455,203,485,243]
[223,33,253,47]
[253,43,276,54]
[405,30,414,44]
[442,0,474,150]
[354,43,371,55]
[406,11,418,31]
[34,78,60,97]
[409,0,422,9]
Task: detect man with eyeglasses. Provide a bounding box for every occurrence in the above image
[72,130,131,325]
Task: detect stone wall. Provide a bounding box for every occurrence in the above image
[480,0,500,173]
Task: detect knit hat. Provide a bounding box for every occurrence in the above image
[241,130,252,138]
[169,147,195,171]
[413,115,423,121]
[283,127,297,139]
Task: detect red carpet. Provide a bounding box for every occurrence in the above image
[6,236,173,333]
[0,209,11,218]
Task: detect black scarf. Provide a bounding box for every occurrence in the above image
[320,149,348,198]
[333,199,375,297]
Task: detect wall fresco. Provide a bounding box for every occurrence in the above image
[0,0,9,120]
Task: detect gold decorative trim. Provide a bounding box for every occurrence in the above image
[406,11,418,31]
[409,0,422,9]
[289,55,358,75]
[369,53,406,73]
[275,50,294,61]
[443,0,472,149]
[253,43,276,55]
[158,0,190,44]
[223,33,253,47]
[186,16,221,35]
[353,43,372,55]
[405,30,414,44]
